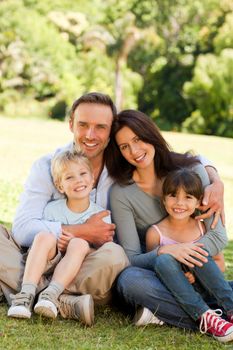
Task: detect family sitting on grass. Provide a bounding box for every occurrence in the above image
[0,92,233,343]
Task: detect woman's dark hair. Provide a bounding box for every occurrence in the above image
[162,168,203,201]
[106,109,200,185]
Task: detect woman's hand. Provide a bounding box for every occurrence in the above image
[158,242,208,268]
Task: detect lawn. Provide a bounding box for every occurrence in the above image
[0,116,233,350]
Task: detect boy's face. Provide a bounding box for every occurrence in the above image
[58,161,94,201]
[69,103,113,162]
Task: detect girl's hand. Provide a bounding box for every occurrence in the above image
[158,242,208,268]
[57,230,74,252]
[184,271,195,284]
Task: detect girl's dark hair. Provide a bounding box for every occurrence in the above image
[106,109,200,185]
[162,168,204,201]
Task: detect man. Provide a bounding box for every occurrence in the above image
[0,93,129,324]
[0,92,225,327]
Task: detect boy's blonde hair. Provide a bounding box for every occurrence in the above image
[51,149,92,190]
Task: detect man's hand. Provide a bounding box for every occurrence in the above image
[58,230,74,252]
[158,242,208,268]
[85,211,115,247]
[61,211,115,248]
[196,180,225,228]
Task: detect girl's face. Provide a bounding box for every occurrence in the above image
[163,187,200,220]
[115,126,155,169]
[58,161,94,201]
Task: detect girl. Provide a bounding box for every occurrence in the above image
[109,110,233,342]
[8,150,111,325]
[146,168,233,342]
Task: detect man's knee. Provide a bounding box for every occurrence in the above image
[97,242,129,270]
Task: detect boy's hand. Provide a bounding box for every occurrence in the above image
[57,230,74,252]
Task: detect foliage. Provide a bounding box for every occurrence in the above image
[182,49,233,137]
[0,0,233,134]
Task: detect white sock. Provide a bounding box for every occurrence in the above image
[21,282,37,296]
[43,281,64,299]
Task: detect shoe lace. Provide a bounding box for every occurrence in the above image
[39,291,59,307]
[10,292,33,307]
[59,297,77,319]
[200,309,227,334]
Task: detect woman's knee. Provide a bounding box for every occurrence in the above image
[98,242,129,269]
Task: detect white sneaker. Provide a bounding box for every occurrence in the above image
[7,292,34,319]
[34,291,58,319]
[133,307,164,326]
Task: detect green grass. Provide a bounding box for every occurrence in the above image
[0,116,233,350]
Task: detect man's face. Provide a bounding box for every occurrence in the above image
[69,103,113,161]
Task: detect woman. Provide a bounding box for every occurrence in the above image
[108,109,232,331]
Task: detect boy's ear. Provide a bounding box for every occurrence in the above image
[57,182,64,194]
[92,174,94,184]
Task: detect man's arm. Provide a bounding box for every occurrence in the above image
[196,166,225,228]
[13,155,115,248]
[12,155,62,247]
[57,212,115,252]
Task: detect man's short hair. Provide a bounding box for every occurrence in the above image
[69,92,117,122]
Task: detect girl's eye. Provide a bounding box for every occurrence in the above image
[120,145,128,151]
[80,172,87,176]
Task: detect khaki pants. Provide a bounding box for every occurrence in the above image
[0,224,129,305]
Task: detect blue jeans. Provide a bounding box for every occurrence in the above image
[153,254,233,320]
[116,263,233,330]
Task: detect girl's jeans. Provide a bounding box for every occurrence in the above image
[116,255,233,330]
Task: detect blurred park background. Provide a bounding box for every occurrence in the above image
[0,2,233,349]
[0,0,233,137]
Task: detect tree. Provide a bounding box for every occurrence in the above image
[182,49,233,137]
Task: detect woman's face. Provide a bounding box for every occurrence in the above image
[115,126,155,169]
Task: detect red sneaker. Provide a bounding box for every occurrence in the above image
[200,309,233,343]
